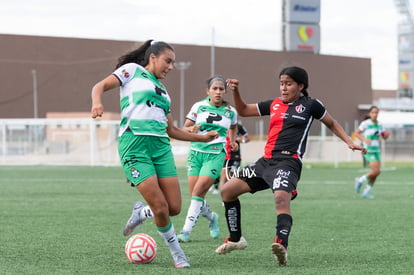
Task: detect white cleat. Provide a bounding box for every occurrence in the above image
[122,201,145,236]
[173,251,190,268]
[215,236,247,254]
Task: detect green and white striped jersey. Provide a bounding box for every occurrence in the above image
[358,119,385,153]
[113,63,171,137]
[186,97,238,154]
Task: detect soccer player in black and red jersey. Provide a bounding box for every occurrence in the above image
[215,66,366,266]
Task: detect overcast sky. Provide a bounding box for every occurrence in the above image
[0,0,401,89]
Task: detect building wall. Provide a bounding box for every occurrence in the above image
[373,89,398,101]
[0,34,372,135]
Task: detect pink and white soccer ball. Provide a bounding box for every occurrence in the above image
[125,233,157,263]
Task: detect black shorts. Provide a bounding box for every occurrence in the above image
[238,157,302,193]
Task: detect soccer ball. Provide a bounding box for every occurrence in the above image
[125,233,157,263]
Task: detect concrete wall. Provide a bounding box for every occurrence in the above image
[0,34,372,135]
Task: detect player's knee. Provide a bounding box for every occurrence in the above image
[169,208,180,216]
[220,188,232,202]
[168,204,181,216]
[151,202,172,217]
[275,191,291,211]
[221,185,237,202]
[372,169,381,177]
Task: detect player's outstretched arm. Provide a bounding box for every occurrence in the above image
[166,114,218,142]
[226,79,259,117]
[321,112,367,154]
[91,75,120,118]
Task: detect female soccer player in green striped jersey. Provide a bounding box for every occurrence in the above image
[354,106,389,199]
[177,76,238,243]
[91,40,218,268]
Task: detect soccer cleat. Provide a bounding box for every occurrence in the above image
[177,231,191,243]
[271,241,288,266]
[209,212,220,239]
[361,193,374,199]
[172,251,190,268]
[123,201,145,236]
[215,236,247,254]
[355,177,363,193]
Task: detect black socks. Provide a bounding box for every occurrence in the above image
[276,213,293,249]
[223,199,241,242]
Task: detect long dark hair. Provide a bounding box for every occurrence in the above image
[363,105,379,120]
[115,40,174,69]
[279,66,309,97]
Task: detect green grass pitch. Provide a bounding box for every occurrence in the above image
[0,163,413,274]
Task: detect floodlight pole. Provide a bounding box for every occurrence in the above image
[211,27,215,76]
[32,69,38,118]
[175,62,191,127]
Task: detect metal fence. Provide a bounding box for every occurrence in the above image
[1,119,413,166]
[0,119,119,166]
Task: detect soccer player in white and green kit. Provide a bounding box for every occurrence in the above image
[177,76,238,243]
[91,40,218,268]
[354,106,389,199]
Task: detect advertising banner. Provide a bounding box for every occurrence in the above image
[283,0,321,24]
[283,23,320,53]
[282,0,320,53]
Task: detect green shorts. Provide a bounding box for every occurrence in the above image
[187,149,226,179]
[363,152,381,163]
[118,132,177,186]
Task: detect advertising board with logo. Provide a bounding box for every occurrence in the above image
[283,23,320,53]
[283,0,320,23]
[282,0,320,53]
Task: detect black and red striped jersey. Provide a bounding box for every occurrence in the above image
[224,123,249,161]
[257,96,326,159]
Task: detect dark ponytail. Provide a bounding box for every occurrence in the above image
[115,40,174,69]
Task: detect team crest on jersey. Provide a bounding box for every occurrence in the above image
[224,109,232,118]
[130,168,140,178]
[295,104,305,113]
[122,69,130,78]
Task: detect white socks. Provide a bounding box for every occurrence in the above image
[141,205,153,219]
[157,222,183,255]
[200,200,214,221]
[182,197,204,233]
[362,184,372,195]
[357,174,368,184]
